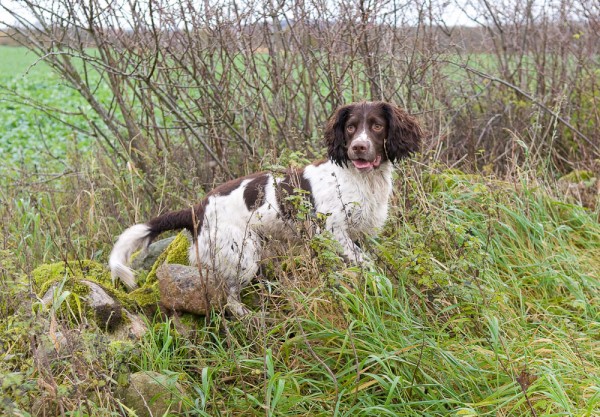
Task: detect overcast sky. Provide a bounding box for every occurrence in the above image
[0,0,479,29]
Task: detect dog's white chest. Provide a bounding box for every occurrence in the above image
[304,161,392,237]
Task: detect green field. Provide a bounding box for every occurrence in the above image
[0,47,99,170]
[0,46,47,76]
[1,44,599,417]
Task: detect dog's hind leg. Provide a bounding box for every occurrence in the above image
[191,225,261,318]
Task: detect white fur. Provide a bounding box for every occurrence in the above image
[108,224,152,289]
[354,129,368,143]
[305,160,392,259]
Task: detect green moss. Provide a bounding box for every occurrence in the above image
[164,233,191,265]
[422,169,489,193]
[129,249,143,265]
[107,340,139,386]
[31,260,139,328]
[31,234,192,323]
[33,260,113,295]
[144,232,191,284]
[177,313,205,329]
[559,170,596,185]
[128,283,160,311]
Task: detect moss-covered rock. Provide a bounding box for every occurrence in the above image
[33,260,114,296]
[128,283,161,316]
[131,236,176,271]
[32,261,148,332]
[559,169,596,185]
[157,264,231,315]
[33,260,132,325]
[144,232,191,285]
[31,232,199,328]
[116,371,184,417]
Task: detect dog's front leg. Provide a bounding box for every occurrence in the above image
[326,214,365,264]
[333,231,365,264]
[225,281,251,318]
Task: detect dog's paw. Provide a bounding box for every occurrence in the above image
[225,296,251,319]
[342,248,366,265]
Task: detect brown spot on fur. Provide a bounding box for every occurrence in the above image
[382,103,423,162]
[146,172,268,241]
[277,168,314,219]
[312,158,328,167]
[243,174,269,210]
[208,171,265,198]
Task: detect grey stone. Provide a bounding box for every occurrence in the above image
[117,371,183,417]
[131,236,177,270]
[81,280,123,331]
[157,264,227,315]
[40,281,147,338]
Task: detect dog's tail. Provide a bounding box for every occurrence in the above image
[109,207,196,289]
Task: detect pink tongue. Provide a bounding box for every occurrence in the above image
[352,155,381,169]
[352,159,373,169]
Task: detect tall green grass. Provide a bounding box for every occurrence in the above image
[4,163,597,416]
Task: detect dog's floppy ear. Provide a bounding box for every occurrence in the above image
[382,103,423,162]
[324,104,353,167]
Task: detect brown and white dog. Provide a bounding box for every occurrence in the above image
[109,101,423,316]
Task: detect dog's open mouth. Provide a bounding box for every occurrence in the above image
[351,155,382,170]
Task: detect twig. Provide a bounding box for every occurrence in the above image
[444,60,600,156]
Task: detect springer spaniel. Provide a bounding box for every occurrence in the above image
[109,101,423,316]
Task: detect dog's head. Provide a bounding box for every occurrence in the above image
[324,101,423,170]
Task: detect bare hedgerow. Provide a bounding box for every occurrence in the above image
[1,0,599,197]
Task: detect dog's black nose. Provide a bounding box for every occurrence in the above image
[351,141,370,153]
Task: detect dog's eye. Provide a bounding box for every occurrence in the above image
[373,124,383,132]
[346,125,356,133]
